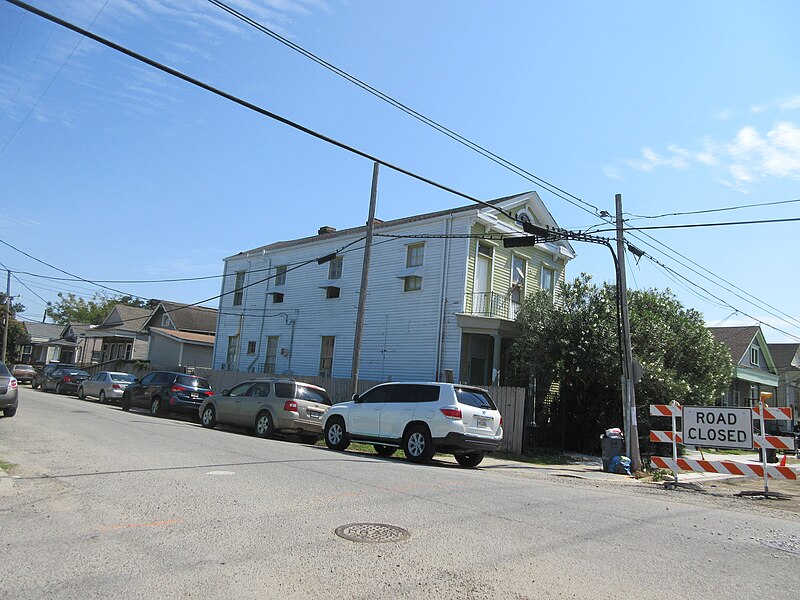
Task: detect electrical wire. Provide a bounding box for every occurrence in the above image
[591,215,800,234]
[625,197,800,221]
[207,0,602,217]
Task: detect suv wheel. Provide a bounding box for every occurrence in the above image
[455,453,484,468]
[324,418,350,451]
[31,379,39,390]
[374,444,396,457]
[255,411,274,438]
[121,392,130,412]
[201,406,216,429]
[150,397,162,417]
[403,425,434,464]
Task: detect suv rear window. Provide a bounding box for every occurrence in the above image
[455,388,496,410]
[0,364,9,376]
[296,385,332,406]
[176,375,210,389]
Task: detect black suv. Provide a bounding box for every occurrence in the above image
[122,371,213,417]
[31,363,77,390]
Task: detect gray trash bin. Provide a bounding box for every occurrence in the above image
[601,429,625,472]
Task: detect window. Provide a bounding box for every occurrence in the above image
[246,341,256,355]
[176,375,210,388]
[456,387,497,409]
[228,382,254,396]
[358,385,391,404]
[326,286,340,299]
[511,255,526,305]
[272,292,284,304]
[226,335,239,369]
[161,314,170,328]
[541,265,555,295]
[233,271,245,306]
[297,385,332,406]
[140,373,157,385]
[275,265,287,286]
[750,347,759,365]
[250,382,270,397]
[406,243,424,268]
[124,343,132,360]
[264,336,279,374]
[275,382,296,398]
[319,336,335,377]
[328,256,343,280]
[404,276,422,292]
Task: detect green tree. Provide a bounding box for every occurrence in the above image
[1,294,26,363]
[511,274,732,452]
[46,292,155,326]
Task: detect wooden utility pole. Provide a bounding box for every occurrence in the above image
[1,270,10,363]
[351,163,380,398]
[615,194,641,471]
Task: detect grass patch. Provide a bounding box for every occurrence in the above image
[0,459,16,474]
[703,448,753,455]
[314,439,377,454]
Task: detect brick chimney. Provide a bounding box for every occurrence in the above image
[318,226,336,235]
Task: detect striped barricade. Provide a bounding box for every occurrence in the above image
[752,406,793,420]
[651,456,797,480]
[650,432,796,450]
[650,404,681,418]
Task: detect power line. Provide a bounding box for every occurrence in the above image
[4,0,516,222]
[590,216,800,234]
[207,0,601,217]
[625,197,800,221]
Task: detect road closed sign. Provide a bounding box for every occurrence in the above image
[682,407,753,449]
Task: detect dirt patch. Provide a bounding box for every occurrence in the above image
[690,477,800,514]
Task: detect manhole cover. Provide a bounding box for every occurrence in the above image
[335,523,410,543]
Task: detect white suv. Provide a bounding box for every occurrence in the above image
[322,382,503,467]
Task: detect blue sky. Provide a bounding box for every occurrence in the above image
[1,0,799,342]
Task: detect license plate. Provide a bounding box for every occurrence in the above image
[191,394,199,399]
[476,416,491,428]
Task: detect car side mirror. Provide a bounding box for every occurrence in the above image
[352,393,360,403]
[222,389,230,396]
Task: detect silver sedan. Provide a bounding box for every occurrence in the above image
[78,371,137,404]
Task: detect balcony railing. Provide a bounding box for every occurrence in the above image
[468,291,521,321]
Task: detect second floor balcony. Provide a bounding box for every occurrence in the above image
[466,291,521,321]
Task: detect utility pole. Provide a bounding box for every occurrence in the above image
[615,194,641,471]
[1,269,10,363]
[351,162,380,398]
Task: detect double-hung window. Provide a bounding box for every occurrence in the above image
[403,243,424,292]
[275,265,287,286]
[232,271,245,306]
[328,256,343,280]
[541,265,555,297]
[319,336,335,377]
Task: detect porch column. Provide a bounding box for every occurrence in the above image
[491,334,502,385]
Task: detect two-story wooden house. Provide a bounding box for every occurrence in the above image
[213,192,574,385]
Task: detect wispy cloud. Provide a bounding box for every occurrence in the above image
[618,121,800,191]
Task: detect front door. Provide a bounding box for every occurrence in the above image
[349,385,388,437]
[218,381,253,425]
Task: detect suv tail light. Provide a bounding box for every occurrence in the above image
[171,384,189,393]
[284,400,298,412]
[10,379,17,389]
[440,407,462,420]
[112,384,121,390]
[63,376,72,383]
[204,390,213,397]
[500,416,503,428]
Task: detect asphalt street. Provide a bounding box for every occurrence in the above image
[1,387,798,599]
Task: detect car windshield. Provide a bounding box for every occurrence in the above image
[455,388,497,410]
[176,375,210,389]
[110,374,136,382]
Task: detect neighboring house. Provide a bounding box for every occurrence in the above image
[708,325,780,413]
[83,305,153,364]
[767,343,800,428]
[213,191,575,385]
[18,322,68,364]
[143,302,217,369]
[56,322,97,366]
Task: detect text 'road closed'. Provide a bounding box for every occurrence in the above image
[682,407,753,449]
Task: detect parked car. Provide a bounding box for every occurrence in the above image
[0,364,19,417]
[322,382,503,467]
[42,368,90,395]
[11,364,36,384]
[198,378,332,443]
[122,371,213,417]
[31,363,77,390]
[78,371,137,403]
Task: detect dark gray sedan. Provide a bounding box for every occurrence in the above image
[0,363,19,417]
